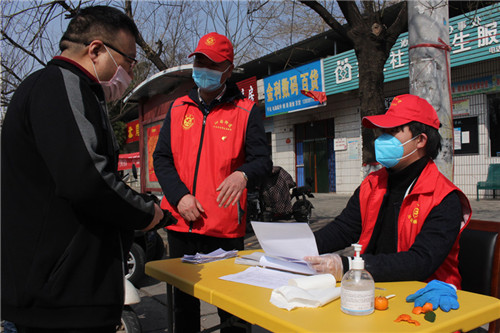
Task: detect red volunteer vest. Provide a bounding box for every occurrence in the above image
[160,95,254,238]
[358,160,471,288]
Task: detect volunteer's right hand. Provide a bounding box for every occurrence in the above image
[177,194,205,221]
[303,253,344,281]
[142,203,164,231]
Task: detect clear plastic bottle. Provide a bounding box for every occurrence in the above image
[340,243,375,315]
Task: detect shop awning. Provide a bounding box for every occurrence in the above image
[118,152,141,171]
[123,64,193,104]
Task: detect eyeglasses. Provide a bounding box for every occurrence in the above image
[83,40,138,68]
[102,42,137,68]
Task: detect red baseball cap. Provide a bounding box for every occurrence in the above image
[362,94,441,130]
[188,32,234,63]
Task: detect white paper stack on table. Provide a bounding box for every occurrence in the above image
[182,248,238,264]
[219,222,322,289]
[242,221,320,275]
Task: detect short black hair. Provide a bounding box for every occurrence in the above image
[407,121,442,160]
[59,6,139,51]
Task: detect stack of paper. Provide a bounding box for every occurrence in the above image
[234,252,264,266]
[249,221,319,275]
[219,222,321,289]
[220,266,305,289]
[182,248,237,264]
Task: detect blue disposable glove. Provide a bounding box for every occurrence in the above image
[406,280,459,312]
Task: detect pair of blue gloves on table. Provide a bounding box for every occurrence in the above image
[406,280,459,312]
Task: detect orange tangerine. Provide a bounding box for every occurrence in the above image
[374,296,389,310]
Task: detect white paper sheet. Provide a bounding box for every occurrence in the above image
[250,221,319,258]
[259,255,316,275]
[220,266,306,289]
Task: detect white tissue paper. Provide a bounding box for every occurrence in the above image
[270,274,341,311]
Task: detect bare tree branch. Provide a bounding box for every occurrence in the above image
[53,0,79,18]
[125,0,167,71]
[1,62,22,83]
[386,1,408,48]
[299,0,349,41]
[338,0,364,27]
[1,29,46,67]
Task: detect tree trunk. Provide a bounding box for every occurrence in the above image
[300,0,408,176]
[355,41,387,169]
[408,1,453,180]
[348,20,393,175]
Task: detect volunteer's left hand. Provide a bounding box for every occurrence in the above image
[216,171,247,208]
[406,280,459,312]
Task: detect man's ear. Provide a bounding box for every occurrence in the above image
[87,40,103,61]
[417,133,428,148]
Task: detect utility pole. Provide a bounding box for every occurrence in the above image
[408,0,453,180]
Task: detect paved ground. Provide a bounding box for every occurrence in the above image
[131,193,500,333]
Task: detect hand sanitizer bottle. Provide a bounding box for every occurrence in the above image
[340,243,375,315]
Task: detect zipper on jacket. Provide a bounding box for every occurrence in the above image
[189,113,208,232]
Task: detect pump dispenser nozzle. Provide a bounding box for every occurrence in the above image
[351,243,365,270]
[353,244,362,256]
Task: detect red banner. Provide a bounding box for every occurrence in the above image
[301,89,327,104]
[236,76,257,102]
[147,125,161,182]
[118,152,141,171]
[126,119,140,143]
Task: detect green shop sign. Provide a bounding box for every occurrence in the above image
[323,3,500,95]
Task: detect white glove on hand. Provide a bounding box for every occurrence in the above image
[303,253,343,281]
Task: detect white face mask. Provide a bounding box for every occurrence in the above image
[92,45,132,102]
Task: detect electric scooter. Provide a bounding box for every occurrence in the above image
[290,182,315,222]
[116,279,142,333]
[247,171,315,224]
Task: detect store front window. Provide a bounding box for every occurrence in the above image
[295,118,335,192]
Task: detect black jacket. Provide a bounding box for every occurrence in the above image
[1,57,155,328]
[314,158,462,282]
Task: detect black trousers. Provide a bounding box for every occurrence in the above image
[167,230,247,333]
[14,325,116,333]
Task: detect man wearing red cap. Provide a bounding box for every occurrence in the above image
[304,94,471,301]
[153,32,272,333]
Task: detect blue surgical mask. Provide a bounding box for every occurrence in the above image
[192,66,230,92]
[375,133,419,168]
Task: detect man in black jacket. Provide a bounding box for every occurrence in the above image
[1,6,163,332]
